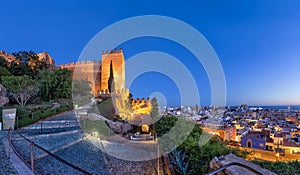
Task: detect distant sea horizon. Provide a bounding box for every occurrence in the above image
[229,105,300,110]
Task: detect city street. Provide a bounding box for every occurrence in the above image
[232,146,300,162]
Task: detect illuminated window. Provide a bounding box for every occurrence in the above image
[141,125,149,133]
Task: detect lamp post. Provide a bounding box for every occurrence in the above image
[275,152,279,162]
[275,141,280,162]
[40,116,43,134]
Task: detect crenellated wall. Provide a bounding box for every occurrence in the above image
[59,49,125,96]
[131,97,152,114]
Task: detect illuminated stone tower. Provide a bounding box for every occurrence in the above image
[60,49,125,96]
[101,49,125,92]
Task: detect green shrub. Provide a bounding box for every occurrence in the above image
[79,120,111,137]
[253,160,300,175]
[56,105,69,114]
[42,110,56,119]
[18,115,39,128]
[33,111,42,118]
[97,99,116,120]
[2,102,72,128]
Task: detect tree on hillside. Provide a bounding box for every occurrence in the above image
[154,115,178,137]
[37,69,53,101]
[72,79,92,98]
[10,51,37,77]
[37,68,72,101]
[53,68,72,99]
[108,60,115,93]
[2,75,37,106]
[10,51,51,77]
[154,115,238,174]
[115,88,133,120]
[0,67,12,84]
[150,97,159,122]
[97,98,116,120]
[0,56,9,68]
[72,78,93,106]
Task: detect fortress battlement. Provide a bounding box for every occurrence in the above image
[102,48,123,55]
[132,97,151,105]
[59,60,102,69]
[131,97,152,114]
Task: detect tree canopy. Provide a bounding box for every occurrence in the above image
[108,60,115,93]
[155,115,240,174]
[0,51,72,106]
[0,66,12,84]
[2,75,37,106]
[150,97,159,122]
[114,89,133,120]
[10,51,51,77]
[253,160,300,175]
[72,79,92,98]
[37,68,72,101]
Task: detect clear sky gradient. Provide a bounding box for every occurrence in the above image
[1,0,300,106]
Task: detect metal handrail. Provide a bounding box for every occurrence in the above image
[9,128,92,175]
[206,162,264,175]
[8,128,38,175]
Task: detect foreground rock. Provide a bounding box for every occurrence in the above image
[209,154,277,175]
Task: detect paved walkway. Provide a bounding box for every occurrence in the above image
[0,131,33,175]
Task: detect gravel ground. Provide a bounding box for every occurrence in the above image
[106,154,160,175]
[34,155,85,175]
[0,131,19,175]
[11,131,84,161]
[54,140,110,175]
[18,126,81,136]
[30,132,84,151]
[9,111,162,175]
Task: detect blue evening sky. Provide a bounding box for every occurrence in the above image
[1,0,300,106]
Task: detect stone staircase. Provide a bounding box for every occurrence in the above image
[130,133,154,141]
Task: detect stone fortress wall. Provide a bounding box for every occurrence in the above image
[0,50,55,65]
[1,49,150,113]
[59,49,151,114]
[59,49,125,96]
[60,60,102,95]
[132,98,152,115]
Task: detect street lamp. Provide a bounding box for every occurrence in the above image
[275,141,280,162]
[40,116,43,134]
[275,152,279,162]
